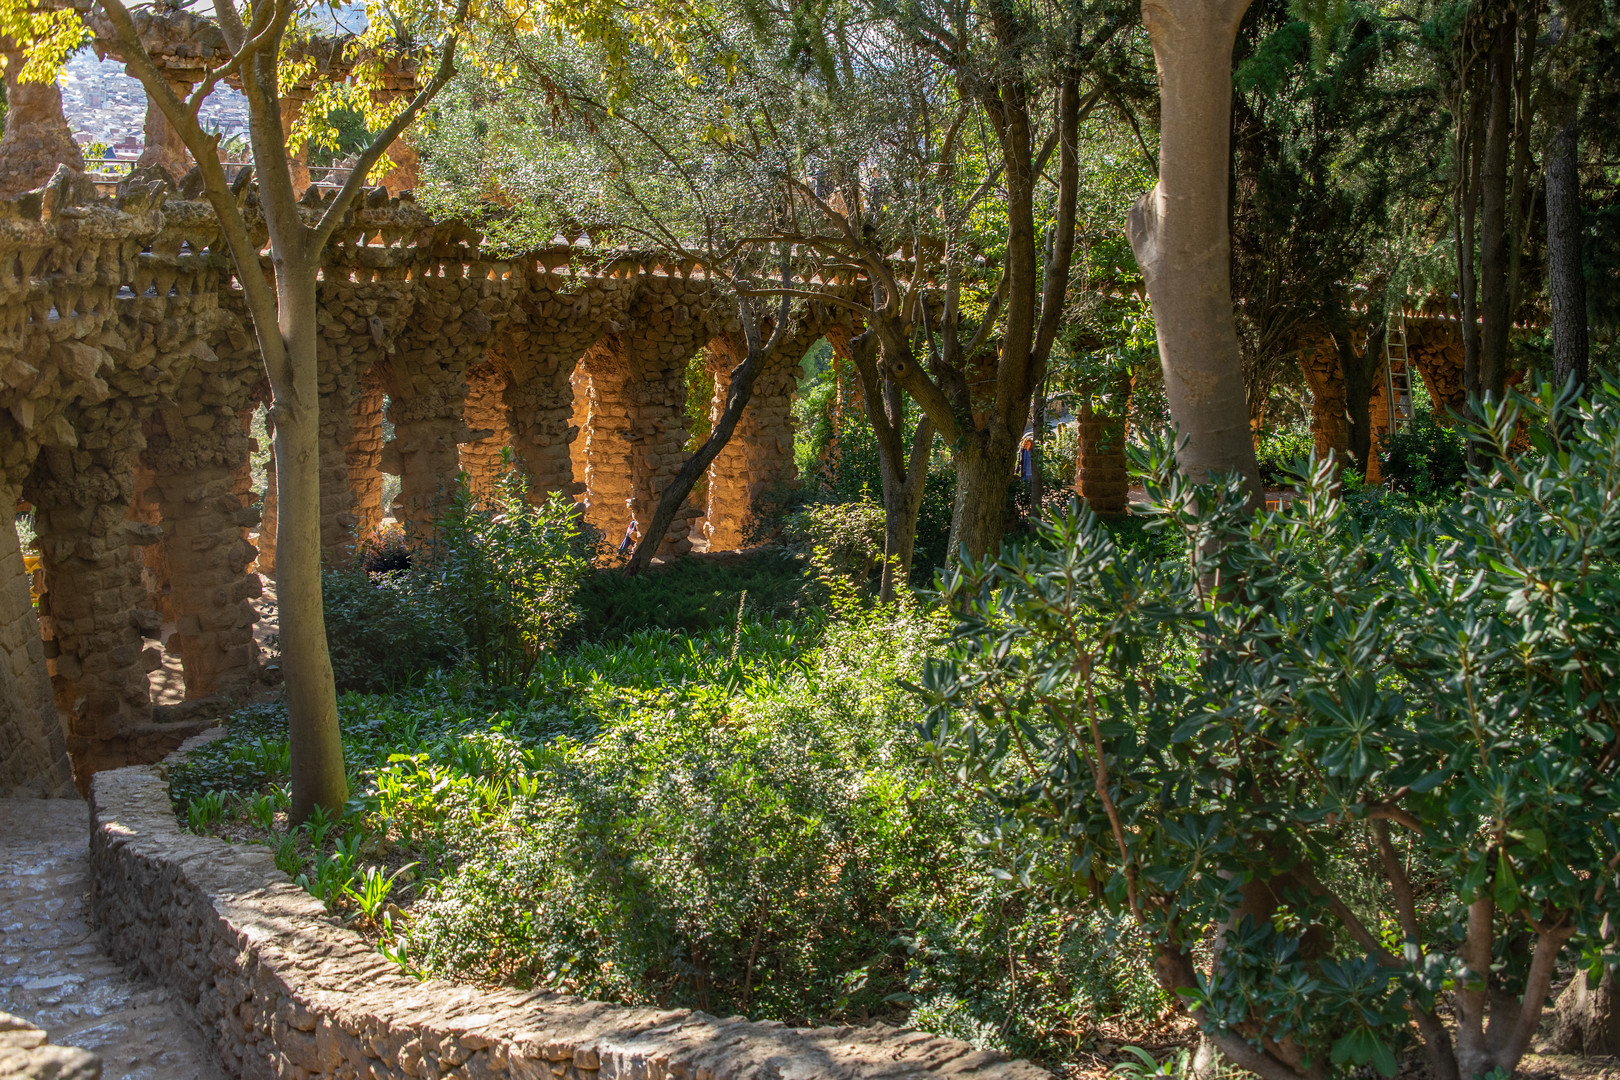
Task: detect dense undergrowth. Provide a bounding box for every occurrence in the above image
[175,383,1620,1078]
[172,598,1165,1063]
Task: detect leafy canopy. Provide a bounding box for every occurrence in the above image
[917,380,1620,1080]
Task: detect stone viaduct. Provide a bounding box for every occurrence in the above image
[0,160,835,799]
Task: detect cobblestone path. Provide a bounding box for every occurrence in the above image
[0,798,225,1080]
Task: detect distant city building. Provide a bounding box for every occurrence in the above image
[59,48,249,160]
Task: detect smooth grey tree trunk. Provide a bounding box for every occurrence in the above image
[1127,0,1262,499]
[274,271,348,820]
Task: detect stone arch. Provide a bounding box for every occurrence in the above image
[621,277,729,556]
[486,266,633,512]
[376,258,516,537]
[316,277,415,565]
[700,315,823,551]
[137,348,266,701]
[1406,320,1465,418]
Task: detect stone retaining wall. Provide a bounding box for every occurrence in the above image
[90,764,1052,1080]
[0,1010,100,1080]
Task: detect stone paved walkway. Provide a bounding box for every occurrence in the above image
[0,798,225,1080]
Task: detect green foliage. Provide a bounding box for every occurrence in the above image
[322,469,593,691]
[783,497,885,589]
[917,381,1620,1079]
[1254,423,1315,488]
[180,599,1166,1057]
[418,473,593,687]
[186,791,229,834]
[806,414,955,578]
[321,566,459,693]
[1379,408,1467,496]
[574,550,808,637]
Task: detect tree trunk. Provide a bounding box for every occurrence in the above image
[1127,0,1262,499]
[949,440,1015,564]
[1029,384,1045,521]
[1546,77,1587,395]
[274,270,348,822]
[1478,12,1515,400]
[1342,357,1376,475]
[1457,86,1484,402]
[1551,966,1620,1055]
[879,419,932,602]
[846,327,932,600]
[1325,302,1386,478]
[625,332,770,576]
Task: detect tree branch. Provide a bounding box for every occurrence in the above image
[313,3,470,248]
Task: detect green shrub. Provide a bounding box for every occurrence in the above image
[919,382,1620,1080]
[406,607,960,1020]
[1255,422,1314,487]
[323,469,591,690]
[322,566,459,693]
[575,549,808,638]
[1380,407,1467,495]
[806,412,956,579]
[783,497,885,588]
[413,473,593,687]
[381,604,1167,1047]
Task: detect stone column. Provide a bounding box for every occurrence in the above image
[702,327,811,550]
[499,361,578,505]
[1297,332,1350,463]
[370,56,421,194]
[1408,321,1466,419]
[347,370,387,545]
[619,278,720,558]
[579,344,635,542]
[26,435,163,786]
[0,38,86,198]
[0,485,75,797]
[128,460,175,622]
[279,93,313,197]
[488,268,629,509]
[141,402,261,699]
[315,279,414,566]
[377,262,513,537]
[136,75,196,180]
[1074,374,1132,516]
[459,362,510,503]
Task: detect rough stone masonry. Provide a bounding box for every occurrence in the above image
[0,141,838,799]
[91,764,1052,1080]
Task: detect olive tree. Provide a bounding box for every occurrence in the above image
[917,381,1620,1080]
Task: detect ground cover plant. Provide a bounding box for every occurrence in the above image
[172,594,1168,1066]
[917,381,1620,1080]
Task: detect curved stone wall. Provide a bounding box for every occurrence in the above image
[90,764,1050,1080]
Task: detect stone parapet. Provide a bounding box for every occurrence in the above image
[90,764,1051,1080]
